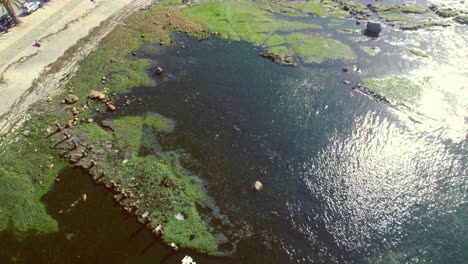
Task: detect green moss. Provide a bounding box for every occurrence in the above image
[286,33,355,63]
[364,77,422,105]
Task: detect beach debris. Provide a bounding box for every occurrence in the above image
[82,194,87,201]
[64,94,79,104]
[182,256,196,264]
[252,181,263,191]
[175,213,185,220]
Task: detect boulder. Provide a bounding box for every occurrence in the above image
[365,21,382,37]
[64,94,79,104]
[252,181,263,191]
[88,90,106,100]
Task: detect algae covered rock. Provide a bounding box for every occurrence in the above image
[454,15,468,25]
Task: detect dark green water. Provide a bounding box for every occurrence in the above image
[1,31,466,263]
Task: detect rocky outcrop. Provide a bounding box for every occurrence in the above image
[261,50,296,66]
[454,15,468,25]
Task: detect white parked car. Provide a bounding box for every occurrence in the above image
[22,1,42,14]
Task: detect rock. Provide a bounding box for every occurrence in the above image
[161,177,172,187]
[64,94,79,104]
[65,120,73,128]
[170,243,178,251]
[87,118,94,123]
[110,57,117,63]
[181,256,196,264]
[454,15,468,25]
[153,224,164,236]
[88,90,106,100]
[261,50,296,66]
[342,66,350,72]
[107,104,116,111]
[365,21,382,37]
[101,120,115,131]
[343,80,351,84]
[252,181,263,191]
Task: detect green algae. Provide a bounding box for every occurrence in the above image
[454,15,468,25]
[408,48,429,58]
[286,33,355,64]
[362,46,381,56]
[400,20,450,30]
[363,77,422,105]
[183,0,358,64]
[89,114,219,253]
[0,120,67,235]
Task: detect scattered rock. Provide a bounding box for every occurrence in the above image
[343,80,351,85]
[110,57,117,63]
[101,120,115,131]
[252,181,263,191]
[65,120,73,128]
[107,104,116,111]
[161,177,172,188]
[170,243,178,251]
[64,94,79,104]
[88,90,106,100]
[87,118,94,123]
[365,21,382,37]
[342,66,350,72]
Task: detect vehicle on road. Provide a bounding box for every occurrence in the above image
[0,13,15,33]
[22,1,42,14]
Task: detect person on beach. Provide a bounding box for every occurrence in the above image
[33,40,41,47]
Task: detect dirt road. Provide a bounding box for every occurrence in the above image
[0,0,153,141]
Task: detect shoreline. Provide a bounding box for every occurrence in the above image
[0,0,154,143]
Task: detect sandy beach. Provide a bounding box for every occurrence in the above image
[0,0,152,140]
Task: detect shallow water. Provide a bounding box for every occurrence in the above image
[1,5,467,263]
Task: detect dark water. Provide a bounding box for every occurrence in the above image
[1,31,466,263]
